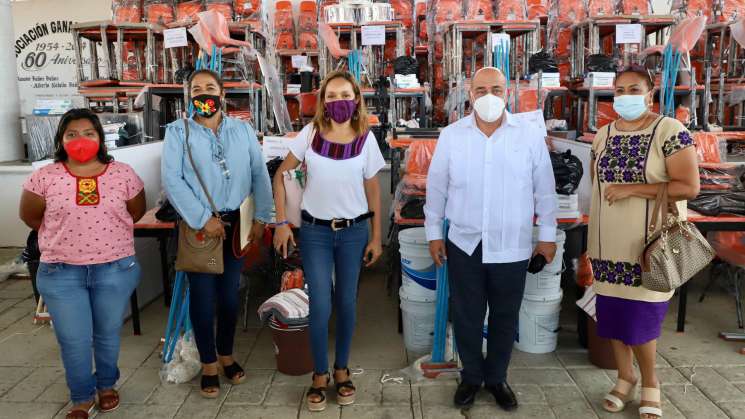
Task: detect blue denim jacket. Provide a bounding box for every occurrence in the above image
[161,115,273,229]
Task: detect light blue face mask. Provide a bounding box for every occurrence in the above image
[613,95,648,121]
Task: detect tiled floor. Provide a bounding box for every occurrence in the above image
[1,253,745,418]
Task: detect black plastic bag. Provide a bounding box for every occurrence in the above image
[393,56,419,75]
[400,197,426,219]
[688,191,745,216]
[550,150,584,195]
[156,200,179,222]
[585,54,616,73]
[529,50,559,74]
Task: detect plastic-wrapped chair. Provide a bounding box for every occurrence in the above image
[694,132,723,163]
[145,1,175,25]
[434,0,463,24]
[553,0,587,24]
[719,0,745,23]
[113,0,143,23]
[298,32,318,50]
[588,0,614,17]
[298,92,317,125]
[467,0,494,20]
[527,0,548,19]
[235,0,261,21]
[496,0,527,20]
[391,0,414,27]
[176,0,204,23]
[206,0,234,21]
[620,0,650,14]
[298,1,317,32]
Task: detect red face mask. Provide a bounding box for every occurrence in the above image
[64,137,100,163]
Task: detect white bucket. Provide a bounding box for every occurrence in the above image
[399,288,436,355]
[524,271,562,297]
[399,228,437,303]
[514,291,563,354]
[532,228,566,274]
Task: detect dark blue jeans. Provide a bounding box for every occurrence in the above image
[447,241,528,386]
[37,256,141,404]
[187,222,245,364]
[300,220,369,374]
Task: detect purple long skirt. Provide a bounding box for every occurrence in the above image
[596,294,670,346]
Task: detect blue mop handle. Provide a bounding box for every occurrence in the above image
[162,271,184,359]
[431,220,450,363]
[165,286,190,363]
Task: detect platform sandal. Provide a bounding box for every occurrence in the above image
[334,367,357,406]
[65,401,95,419]
[306,373,330,412]
[603,378,637,413]
[200,374,220,399]
[222,362,246,385]
[98,389,120,412]
[639,387,663,419]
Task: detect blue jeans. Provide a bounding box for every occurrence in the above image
[186,221,244,364]
[300,220,368,374]
[37,256,141,404]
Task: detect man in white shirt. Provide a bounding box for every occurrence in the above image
[424,67,558,411]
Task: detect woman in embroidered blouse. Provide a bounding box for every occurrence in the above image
[588,66,699,419]
[19,109,146,419]
[161,69,274,398]
[273,71,385,412]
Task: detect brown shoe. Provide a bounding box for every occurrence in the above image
[98,389,120,413]
[66,402,95,419]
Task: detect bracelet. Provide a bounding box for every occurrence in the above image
[275,220,289,227]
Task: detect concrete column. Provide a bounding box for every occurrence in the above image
[0,0,23,162]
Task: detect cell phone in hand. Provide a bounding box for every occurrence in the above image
[527,254,547,274]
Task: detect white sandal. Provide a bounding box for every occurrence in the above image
[639,387,663,418]
[603,378,637,413]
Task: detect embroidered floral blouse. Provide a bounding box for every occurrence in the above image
[588,116,694,302]
[23,161,144,265]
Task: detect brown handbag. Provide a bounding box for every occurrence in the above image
[640,184,715,292]
[174,118,225,274]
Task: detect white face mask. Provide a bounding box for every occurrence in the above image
[472,94,505,123]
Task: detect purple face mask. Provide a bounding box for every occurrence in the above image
[324,99,357,123]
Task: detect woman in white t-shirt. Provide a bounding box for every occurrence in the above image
[273,71,385,412]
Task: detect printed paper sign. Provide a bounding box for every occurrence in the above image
[291,55,308,69]
[361,25,386,46]
[615,24,643,44]
[164,27,188,49]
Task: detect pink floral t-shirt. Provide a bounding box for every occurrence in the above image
[23,161,144,265]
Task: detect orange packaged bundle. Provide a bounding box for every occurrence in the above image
[298,1,317,32]
[467,0,494,20]
[416,0,427,42]
[234,0,260,20]
[556,26,572,56]
[693,132,722,163]
[391,0,414,27]
[206,0,234,21]
[434,0,463,24]
[121,42,139,80]
[176,0,204,23]
[527,0,548,19]
[620,0,649,15]
[298,32,318,49]
[113,0,143,23]
[405,140,437,176]
[280,269,304,291]
[496,0,527,20]
[145,1,175,25]
[588,0,614,17]
[276,32,295,49]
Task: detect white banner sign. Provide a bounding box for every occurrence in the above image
[615,24,643,44]
[361,25,386,46]
[164,27,188,49]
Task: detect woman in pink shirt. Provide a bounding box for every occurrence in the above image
[19,109,146,419]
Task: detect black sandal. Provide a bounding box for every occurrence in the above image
[222,362,246,385]
[334,368,356,406]
[306,373,330,412]
[200,374,220,399]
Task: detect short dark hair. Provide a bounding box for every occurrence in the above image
[54,108,112,164]
[187,69,224,92]
[616,64,655,90]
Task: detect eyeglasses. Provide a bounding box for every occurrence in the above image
[213,141,230,180]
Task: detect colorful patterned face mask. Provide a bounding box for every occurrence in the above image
[192,94,221,118]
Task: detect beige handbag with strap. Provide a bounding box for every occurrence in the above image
[175,118,225,274]
[640,184,715,292]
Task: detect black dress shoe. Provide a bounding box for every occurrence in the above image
[454,382,481,407]
[485,382,518,411]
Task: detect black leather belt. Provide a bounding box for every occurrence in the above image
[218,209,240,224]
[301,210,373,231]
